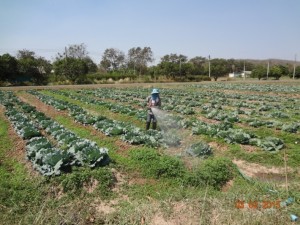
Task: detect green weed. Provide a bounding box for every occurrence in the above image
[186,157,237,190]
[129,148,186,179]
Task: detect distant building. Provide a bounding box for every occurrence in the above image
[229,72,242,78]
[241,71,252,78]
[229,71,252,78]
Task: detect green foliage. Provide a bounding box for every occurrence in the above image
[0,116,46,223]
[186,141,213,158]
[16,49,51,85]
[121,128,162,147]
[26,137,52,159]
[259,137,284,152]
[100,48,125,71]
[251,64,266,80]
[68,139,109,167]
[34,147,71,176]
[293,66,300,79]
[270,65,283,80]
[129,149,185,179]
[127,47,154,75]
[59,168,114,197]
[60,170,89,192]
[282,123,300,133]
[1,91,110,176]
[53,57,88,82]
[0,53,18,81]
[162,132,181,147]
[5,107,41,139]
[209,58,229,81]
[187,157,236,190]
[87,72,137,81]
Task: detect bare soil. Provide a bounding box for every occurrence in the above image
[233,159,294,183]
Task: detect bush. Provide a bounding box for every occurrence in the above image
[87,72,137,81]
[59,168,114,197]
[187,157,236,190]
[173,75,211,82]
[60,170,90,192]
[129,149,185,179]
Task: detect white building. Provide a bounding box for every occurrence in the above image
[229,71,252,78]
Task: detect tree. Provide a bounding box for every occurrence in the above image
[158,54,188,77]
[53,44,96,83]
[127,47,154,75]
[84,57,98,73]
[62,43,89,59]
[278,65,289,77]
[17,49,36,59]
[33,57,52,84]
[0,53,18,82]
[270,65,283,80]
[17,49,51,85]
[100,48,125,71]
[208,58,228,81]
[53,58,88,83]
[231,60,254,73]
[189,56,206,75]
[160,54,188,64]
[251,65,266,80]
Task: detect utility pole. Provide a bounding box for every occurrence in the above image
[65,47,68,58]
[179,58,182,76]
[293,55,296,79]
[208,55,211,78]
[243,61,246,80]
[266,60,270,80]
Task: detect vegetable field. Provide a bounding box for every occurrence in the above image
[1,81,300,225]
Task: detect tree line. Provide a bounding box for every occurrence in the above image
[1,43,300,85]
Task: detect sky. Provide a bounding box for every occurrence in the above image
[0,0,299,64]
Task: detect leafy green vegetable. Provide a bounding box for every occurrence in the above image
[186,141,213,158]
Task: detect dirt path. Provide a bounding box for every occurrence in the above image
[233,159,299,183]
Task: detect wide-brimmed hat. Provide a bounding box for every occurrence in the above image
[151,88,159,94]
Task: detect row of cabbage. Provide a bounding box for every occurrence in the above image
[76,87,299,116]
[77,88,198,115]
[27,90,181,148]
[75,87,300,134]
[192,120,284,151]
[30,90,286,152]
[44,89,147,121]
[72,88,290,150]
[78,86,292,109]
[0,91,109,176]
[191,83,300,93]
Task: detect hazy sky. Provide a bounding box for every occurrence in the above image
[0,0,299,63]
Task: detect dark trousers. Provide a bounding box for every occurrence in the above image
[146,113,157,130]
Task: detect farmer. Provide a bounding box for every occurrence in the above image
[146,88,161,130]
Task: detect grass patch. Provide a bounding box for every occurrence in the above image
[57,167,115,199]
[226,140,300,168]
[186,157,237,190]
[129,148,186,179]
[0,112,46,223]
[128,148,236,190]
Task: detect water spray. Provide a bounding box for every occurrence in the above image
[151,107,182,131]
[151,107,210,158]
[150,107,186,151]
